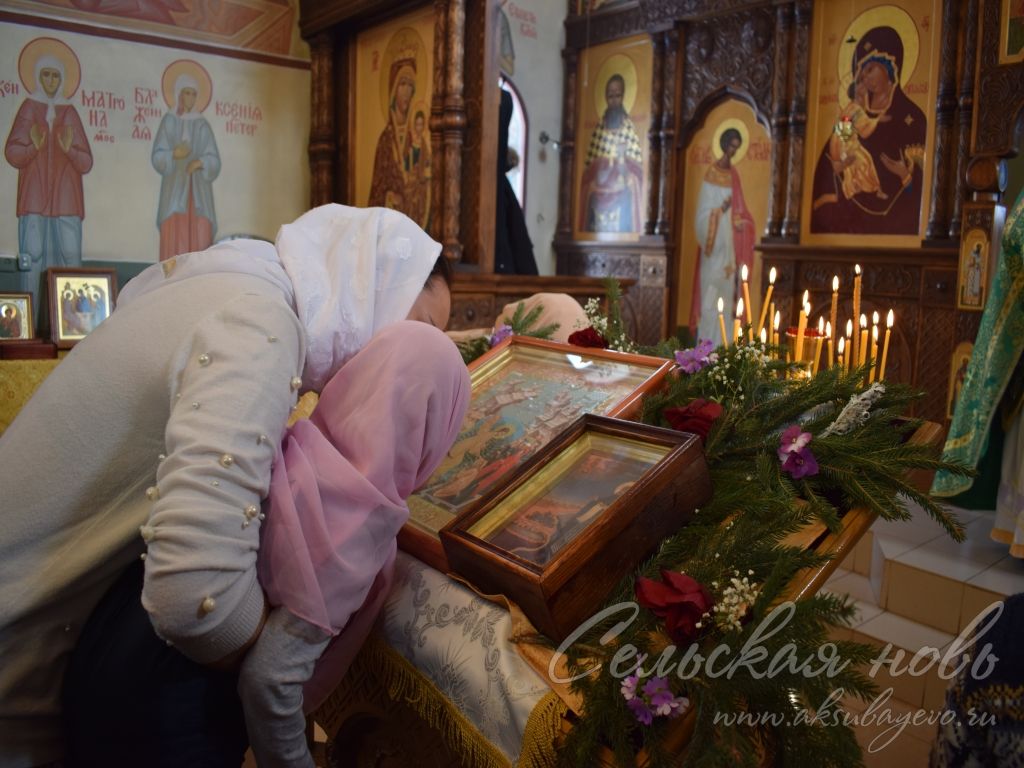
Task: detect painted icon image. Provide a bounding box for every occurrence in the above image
[4,37,93,307]
[367,27,432,229]
[809,8,927,235]
[578,53,644,234]
[152,59,220,261]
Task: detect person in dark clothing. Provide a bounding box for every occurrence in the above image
[494,88,538,275]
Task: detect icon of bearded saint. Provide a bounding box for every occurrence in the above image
[368,57,432,229]
[578,73,644,234]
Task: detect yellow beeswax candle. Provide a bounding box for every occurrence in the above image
[756,266,776,338]
[717,296,727,347]
[879,309,893,381]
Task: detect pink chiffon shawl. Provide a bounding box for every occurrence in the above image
[257,321,470,709]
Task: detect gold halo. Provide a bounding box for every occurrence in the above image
[593,53,638,118]
[161,60,213,113]
[378,27,428,120]
[18,37,81,99]
[836,5,920,106]
[711,117,750,163]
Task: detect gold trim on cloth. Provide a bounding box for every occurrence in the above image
[313,634,515,768]
[0,359,61,435]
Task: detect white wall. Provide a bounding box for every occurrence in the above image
[502,1,566,275]
[0,23,310,264]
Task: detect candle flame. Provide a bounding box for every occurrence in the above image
[873,325,879,341]
[741,264,749,281]
[887,309,894,327]
[769,266,777,285]
[818,316,825,333]
[826,320,832,337]
[855,264,862,276]
[717,297,724,313]
[804,302,811,316]
[838,336,845,353]
[846,319,853,336]
[860,314,867,328]
[802,289,809,305]
[736,297,745,318]
[760,328,767,344]
[872,310,879,325]
[773,310,781,330]
[832,275,839,291]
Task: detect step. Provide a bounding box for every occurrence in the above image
[832,500,1024,636]
[882,515,1021,634]
[824,570,956,712]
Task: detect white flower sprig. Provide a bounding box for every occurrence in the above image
[712,570,761,633]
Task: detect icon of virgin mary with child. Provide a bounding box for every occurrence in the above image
[810,25,927,235]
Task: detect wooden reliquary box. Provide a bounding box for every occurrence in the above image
[440,414,712,643]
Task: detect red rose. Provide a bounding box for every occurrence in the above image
[663,398,722,441]
[635,570,715,646]
[567,327,608,348]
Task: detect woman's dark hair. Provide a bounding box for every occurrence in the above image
[427,253,453,288]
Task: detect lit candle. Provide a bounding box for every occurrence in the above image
[879,309,893,381]
[773,310,781,350]
[870,311,880,382]
[829,275,839,369]
[741,264,753,339]
[858,314,869,369]
[869,325,880,383]
[756,266,777,338]
[795,290,810,362]
[837,336,846,373]
[812,316,825,375]
[718,297,728,347]
[844,318,854,374]
[826,320,833,368]
[852,264,862,365]
[734,297,744,345]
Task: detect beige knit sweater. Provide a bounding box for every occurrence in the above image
[0,272,305,768]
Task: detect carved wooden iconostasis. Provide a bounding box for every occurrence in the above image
[557,0,1024,427]
[298,0,624,336]
[299,0,1024,427]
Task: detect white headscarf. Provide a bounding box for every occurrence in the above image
[117,204,441,392]
[33,54,67,127]
[276,204,440,390]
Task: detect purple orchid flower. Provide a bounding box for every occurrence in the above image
[622,674,689,724]
[490,324,513,347]
[778,424,819,478]
[675,339,719,374]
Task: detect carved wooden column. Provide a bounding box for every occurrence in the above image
[781,0,810,239]
[925,0,960,242]
[442,0,466,263]
[950,0,978,238]
[556,47,579,238]
[429,0,448,244]
[655,28,678,236]
[765,2,792,238]
[644,32,665,235]
[308,32,336,207]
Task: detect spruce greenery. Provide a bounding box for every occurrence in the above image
[460,286,971,766]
